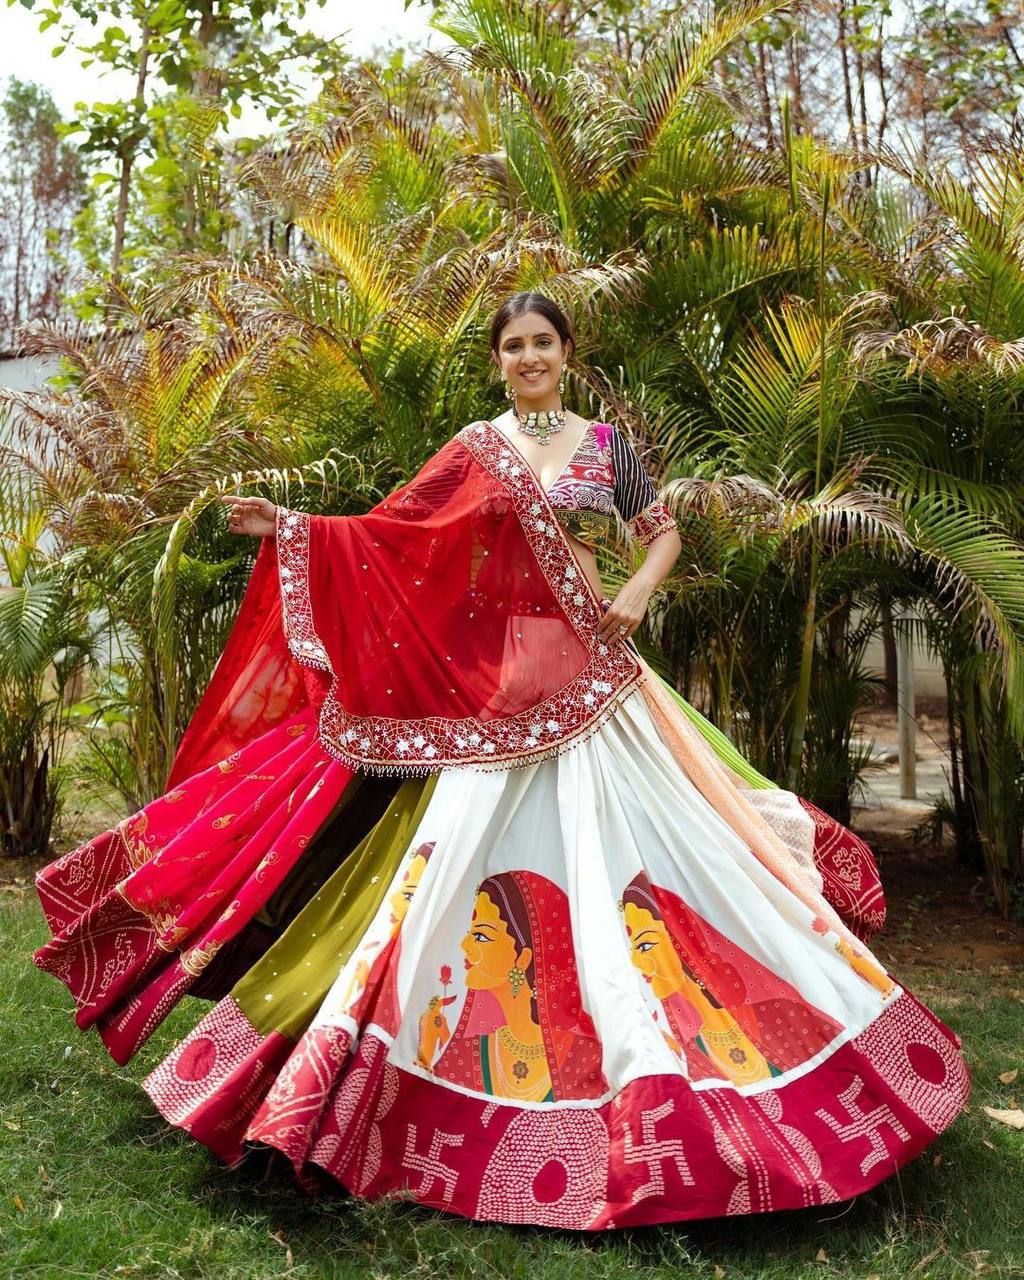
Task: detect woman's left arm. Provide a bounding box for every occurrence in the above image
[600,425,682,643]
[596,526,682,642]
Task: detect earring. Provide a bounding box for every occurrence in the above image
[507,965,526,997]
[558,363,566,395]
[505,380,517,413]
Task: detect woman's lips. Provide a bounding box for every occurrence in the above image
[520,370,545,380]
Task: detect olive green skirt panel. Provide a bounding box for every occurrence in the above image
[233,773,438,1040]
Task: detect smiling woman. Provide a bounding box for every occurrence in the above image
[32,291,969,1231]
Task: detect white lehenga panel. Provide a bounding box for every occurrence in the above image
[311,687,900,1105]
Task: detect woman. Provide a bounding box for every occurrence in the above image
[34,292,970,1230]
[418,869,607,1102]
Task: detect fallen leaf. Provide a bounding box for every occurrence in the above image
[932,1153,943,1166]
[982,1106,1024,1130]
[982,1138,996,1150]
[999,1069,1018,1085]
[815,1247,829,1262]
[714,1269,726,1279]
[12,1195,24,1213]
[51,1200,62,1220]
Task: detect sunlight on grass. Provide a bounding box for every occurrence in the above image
[1,892,1021,1279]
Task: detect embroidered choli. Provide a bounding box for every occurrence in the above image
[541,421,678,551]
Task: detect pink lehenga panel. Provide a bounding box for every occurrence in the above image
[34,709,354,1064]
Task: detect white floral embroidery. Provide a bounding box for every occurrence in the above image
[273,427,646,775]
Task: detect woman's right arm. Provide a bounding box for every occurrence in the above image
[222,494,277,538]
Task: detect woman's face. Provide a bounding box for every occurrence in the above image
[388,850,428,926]
[460,889,531,991]
[623,901,686,1000]
[493,311,569,400]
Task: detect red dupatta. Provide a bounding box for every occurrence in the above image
[170,421,645,784]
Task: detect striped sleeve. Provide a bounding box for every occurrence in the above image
[610,427,678,548]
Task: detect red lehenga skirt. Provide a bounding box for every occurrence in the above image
[34,677,969,1230]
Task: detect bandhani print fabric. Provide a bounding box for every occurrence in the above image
[33,419,970,1230]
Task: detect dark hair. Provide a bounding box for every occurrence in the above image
[489,292,575,361]
[620,872,717,1005]
[620,871,662,920]
[477,870,540,1026]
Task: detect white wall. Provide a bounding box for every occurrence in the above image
[0,354,60,392]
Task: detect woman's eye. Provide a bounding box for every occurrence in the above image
[471,930,490,943]
[637,941,655,953]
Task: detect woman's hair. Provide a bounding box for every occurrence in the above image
[489,291,575,360]
[477,870,540,1025]
[620,871,662,920]
[620,872,713,1002]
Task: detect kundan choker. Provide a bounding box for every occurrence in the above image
[514,407,566,445]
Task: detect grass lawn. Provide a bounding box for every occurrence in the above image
[1,884,1022,1280]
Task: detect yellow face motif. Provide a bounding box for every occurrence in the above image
[460,889,532,992]
[389,851,427,927]
[623,901,686,1001]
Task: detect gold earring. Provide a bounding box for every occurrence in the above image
[507,965,526,997]
[558,363,566,395]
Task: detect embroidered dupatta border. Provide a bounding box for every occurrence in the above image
[274,423,645,775]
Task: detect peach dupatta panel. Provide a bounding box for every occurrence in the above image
[637,659,872,959]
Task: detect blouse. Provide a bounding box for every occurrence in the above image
[543,421,678,551]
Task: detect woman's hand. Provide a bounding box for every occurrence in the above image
[596,577,653,643]
[222,494,278,538]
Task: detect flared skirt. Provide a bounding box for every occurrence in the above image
[34,684,970,1230]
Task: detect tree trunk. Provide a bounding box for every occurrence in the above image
[111,24,152,280]
[755,42,776,147]
[879,598,898,706]
[849,1,870,179]
[836,0,857,148]
[874,24,890,157]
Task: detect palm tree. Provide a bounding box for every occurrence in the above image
[0,466,96,856]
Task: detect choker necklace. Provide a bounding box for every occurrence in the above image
[514,407,566,445]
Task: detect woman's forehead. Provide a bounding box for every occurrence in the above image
[500,315,559,343]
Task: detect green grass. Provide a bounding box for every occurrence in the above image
[1,891,1022,1280]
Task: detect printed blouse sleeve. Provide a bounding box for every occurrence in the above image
[610,427,678,549]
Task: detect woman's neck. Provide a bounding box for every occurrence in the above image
[491,983,544,1042]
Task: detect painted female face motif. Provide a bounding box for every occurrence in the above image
[460,890,529,990]
[623,901,687,1001]
[388,851,428,927]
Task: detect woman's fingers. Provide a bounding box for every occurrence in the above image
[221,495,274,537]
[596,610,638,641]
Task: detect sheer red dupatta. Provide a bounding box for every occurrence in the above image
[171,421,645,784]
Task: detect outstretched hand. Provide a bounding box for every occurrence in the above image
[222,494,278,538]
[595,578,652,643]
